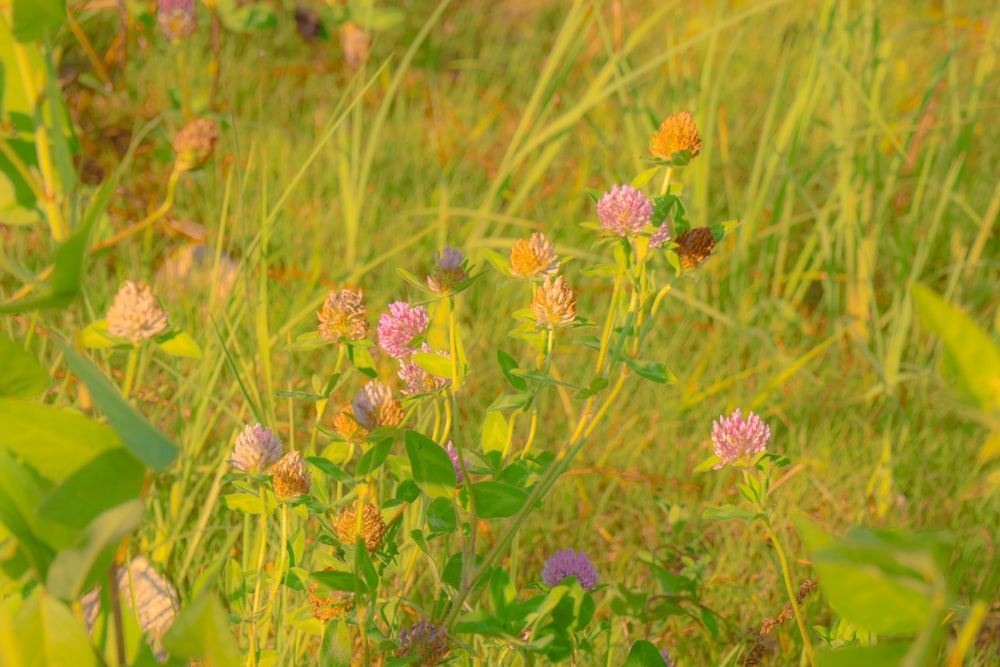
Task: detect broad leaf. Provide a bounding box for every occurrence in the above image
[472,481,528,519]
[58,343,177,471]
[162,595,241,667]
[46,499,144,600]
[37,447,145,529]
[481,411,508,454]
[0,335,48,397]
[10,591,99,667]
[405,430,456,498]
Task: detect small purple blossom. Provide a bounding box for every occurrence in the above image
[541,549,599,590]
[661,647,676,667]
[650,222,671,249]
[377,301,429,359]
[398,344,451,396]
[230,423,282,473]
[445,441,465,485]
[158,0,197,40]
[597,185,653,236]
[427,246,470,293]
[397,621,449,664]
[711,408,772,469]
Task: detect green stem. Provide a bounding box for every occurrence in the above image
[761,516,816,667]
[658,166,673,196]
[246,485,270,667]
[122,347,139,400]
[176,43,191,120]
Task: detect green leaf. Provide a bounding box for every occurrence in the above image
[46,499,143,601]
[405,430,456,498]
[487,392,531,412]
[481,411,508,454]
[9,591,99,666]
[497,350,528,391]
[356,437,393,477]
[319,618,352,667]
[0,397,120,481]
[911,283,1000,413]
[412,351,452,379]
[624,358,676,384]
[221,493,265,515]
[623,639,668,666]
[815,642,909,667]
[162,595,241,667]
[79,320,123,349]
[472,481,528,519]
[0,335,48,397]
[37,447,145,529]
[0,450,55,577]
[427,497,456,533]
[347,344,377,378]
[57,343,177,471]
[702,505,758,521]
[155,330,203,358]
[11,0,67,42]
[306,456,354,485]
[310,570,366,595]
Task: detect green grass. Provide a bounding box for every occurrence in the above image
[4,0,1000,663]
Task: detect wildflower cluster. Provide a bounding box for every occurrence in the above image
[230,423,311,499]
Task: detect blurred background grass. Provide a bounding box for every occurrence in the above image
[20,0,999,661]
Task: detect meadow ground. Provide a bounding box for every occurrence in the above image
[2,0,999,664]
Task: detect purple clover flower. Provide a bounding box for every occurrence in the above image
[650,222,671,249]
[541,548,599,590]
[711,408,772,469]
[445,441,465,485]
[230,423,282,474]
[597,185,653,236]
[397,621,448,663]
[377,301,429,359]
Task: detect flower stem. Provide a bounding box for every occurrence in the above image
[122,347,139,400]
[246,484,270,667]
[762,516,816,667]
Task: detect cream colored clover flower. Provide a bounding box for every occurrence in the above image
[271,450,312,499]
[107,281,170,343]
[531,276,577,329]
[510,232,559,278]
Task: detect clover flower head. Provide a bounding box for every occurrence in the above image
[172,118,218,172]
[335,502,387,552]
[675,227,717,269]
[541,548,599,590]
[650,111,702,162]
[510,232,559,278]
[106,281,170,343]
[270,450,311,499]
[711,408,772,469]
[318,287,369,342]
[158,0,196,40]
[650,222,672,249]
[445,441,466,485]
[427,246,470,294]
[398,344,451,396]
[351,381,404,431]
[308,582,354,622]
[531,276,577,329]
[397,621,449,665]
[332,405,369,442]
[597,185,653,236]
[377,301,429,359]
[230,423,282,474]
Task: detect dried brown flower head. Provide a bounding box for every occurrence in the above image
[510,232,559,278]
[530,276,576,329]
[106,281,170,343]
[650,111,702,162]
[351,381,404,431]
[335,502,386,552]
[173,118,219,172]
[308,582,355,622]
[333,405,369,442]
[340,22,369,70]
[675,227,717,269]
[317,287,369,342]
[271,450,312,499]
